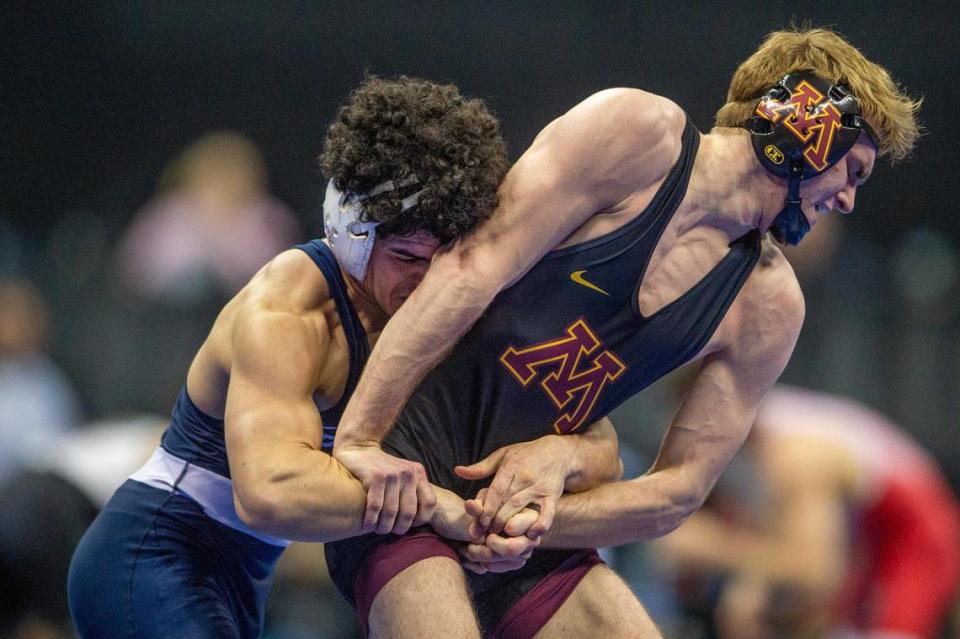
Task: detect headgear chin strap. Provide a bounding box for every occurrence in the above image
[322,176,423,280]
[745,71,879,246]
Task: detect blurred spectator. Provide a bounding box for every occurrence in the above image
[114,130,299,305]
[0,470,98,639]
[0,217,30,278]
[655,385,960,639]
[32,415,166,507]
[0,416,162,639]
[0,280,81,482]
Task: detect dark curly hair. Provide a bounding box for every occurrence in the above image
[320,75,509,243]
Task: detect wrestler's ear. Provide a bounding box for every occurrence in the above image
[454,449,507,480]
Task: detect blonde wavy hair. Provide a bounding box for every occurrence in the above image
[714,27,921,161]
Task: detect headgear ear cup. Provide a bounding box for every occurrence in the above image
[323,180,378,280]
[322,177,423,280]
[745,71,878,245]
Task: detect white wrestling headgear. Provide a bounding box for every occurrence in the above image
[322,175,423,280]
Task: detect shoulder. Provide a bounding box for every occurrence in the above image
[230,249,335,369]
[243,248,333,315]
[575,88,685,137]
[524,89,687,203]
[550,88,685,159]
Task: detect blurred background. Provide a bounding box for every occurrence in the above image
[1,2,958,638]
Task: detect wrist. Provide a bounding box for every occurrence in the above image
[558,435,584,486]
[430,488,470,541]
[333,435,382,454]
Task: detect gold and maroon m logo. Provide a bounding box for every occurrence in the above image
[756,80,842,172]
[499,318,626,434]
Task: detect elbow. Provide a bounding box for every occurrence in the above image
[612,457,625,482]
[442,251,501,307]
[650,478,709,538]
[601,456,625,484]
[660,491,704,537]
[440,231,517,302]
[234,485,285,535]
[456,269,501,309]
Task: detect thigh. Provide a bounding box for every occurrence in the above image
[68,507,136,639]
[533,565,662,639]
[368,556,481,639]
[69,482,247,639]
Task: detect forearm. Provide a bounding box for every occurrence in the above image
[235,447,473,544]
[541,470,703,548]
[234,447,368,543]
[335,258,496,447]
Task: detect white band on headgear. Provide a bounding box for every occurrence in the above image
[322,176,423,280]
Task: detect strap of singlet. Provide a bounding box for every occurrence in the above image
[544,114,700,261]
[293,240,371,417]
[627,114,700,242]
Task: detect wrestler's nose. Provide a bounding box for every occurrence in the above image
[835,185,856,215]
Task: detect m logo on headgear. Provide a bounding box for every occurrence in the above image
[499,319,626,434]
[755,79,842,172]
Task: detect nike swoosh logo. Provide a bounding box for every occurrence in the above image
[570,270,610,296]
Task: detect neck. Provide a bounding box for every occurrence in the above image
[690,128,786,238]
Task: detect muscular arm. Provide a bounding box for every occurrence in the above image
[225,304,369,542]
[457,418,622,570]
[226,304,470,542]
[535,270,805,549]
[334,90,684,451]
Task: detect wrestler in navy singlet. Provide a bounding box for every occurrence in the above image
[326,117,762,632]
[68,241,368,639]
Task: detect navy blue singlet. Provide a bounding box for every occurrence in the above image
[68,240,368,639]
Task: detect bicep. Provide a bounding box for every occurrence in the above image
[224,309,327,480]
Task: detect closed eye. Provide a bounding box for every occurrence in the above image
[850,165,871,188]
[390,250,429,263]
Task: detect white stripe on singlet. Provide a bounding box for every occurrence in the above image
[129,446,291,547]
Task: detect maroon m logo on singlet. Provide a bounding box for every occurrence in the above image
[499,318,627,434]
